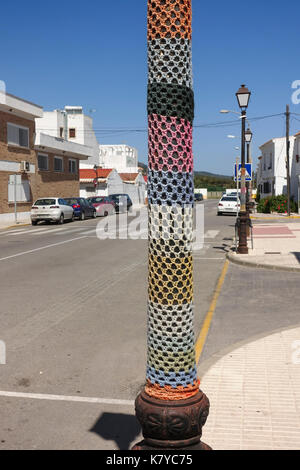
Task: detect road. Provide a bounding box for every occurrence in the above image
[0,200,299,449]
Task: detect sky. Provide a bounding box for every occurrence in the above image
[1,0,300,175]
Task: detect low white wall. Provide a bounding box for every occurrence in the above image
[0,211,31,226]
[195,188,208,199]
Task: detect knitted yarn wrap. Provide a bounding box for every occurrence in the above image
[146,0,198,401]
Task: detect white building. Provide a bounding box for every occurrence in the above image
[35,106,99,168]
[291,132,300,205]
[119,173,146,205]
[99,144,138,173]
[79,168,123,198]
[257,136,295,198]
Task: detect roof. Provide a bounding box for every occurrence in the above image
[119,173,139,183]
[0,91,43,119]
[79,168,113,182]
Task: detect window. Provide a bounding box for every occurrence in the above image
[69,159,77,174]
[7,123,29,148]
[38,154,48,171]
[268,153,273,170]
[60,127,64,138]
[69,128,76,138]
[54,157,64,172]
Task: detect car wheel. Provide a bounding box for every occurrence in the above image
[71,213,75,222]
[93,210,97,218]
[31,220,37,226]
[217,212,222,216]
[104,211,108,217]
[80,211,85,221]
[58,214,64,224]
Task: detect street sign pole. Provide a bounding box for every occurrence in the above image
[14,174,17,224]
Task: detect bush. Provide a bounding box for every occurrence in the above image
[257,195,298,214]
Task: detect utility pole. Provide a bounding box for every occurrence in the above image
[286,104,291,216]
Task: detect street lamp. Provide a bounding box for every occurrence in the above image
[236,84,251,109]
[235,84,251,254]
[245,127,253,220]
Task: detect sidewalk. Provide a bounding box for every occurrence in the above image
[0,216,30,231]
[228,222,300,272]
[200,324,300,450]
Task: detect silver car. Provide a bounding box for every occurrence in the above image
[31,198,74,225]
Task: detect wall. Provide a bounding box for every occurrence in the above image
[0,110,36,215]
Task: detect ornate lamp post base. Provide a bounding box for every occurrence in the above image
[237,211,249,254]
[132,390,212,451]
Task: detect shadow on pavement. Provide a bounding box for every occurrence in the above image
[90,412,141,450]
[292,252,300,264]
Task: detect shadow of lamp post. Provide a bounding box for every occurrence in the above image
[132,0,211,451]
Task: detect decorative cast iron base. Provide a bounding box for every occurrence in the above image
[237,212,249,254]
[132,389,212,451]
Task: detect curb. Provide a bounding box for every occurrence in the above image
[1,223,30,231]
[251,216,300,220]
[226,252,300,273]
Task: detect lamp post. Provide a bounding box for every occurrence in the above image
[236,85,251,254]
[133,0,211,451]
[244,127,253,222]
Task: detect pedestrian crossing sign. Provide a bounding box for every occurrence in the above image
[234,163,252,182]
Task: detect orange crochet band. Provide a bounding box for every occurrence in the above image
[145,378,200,401]
[148,0,192,40]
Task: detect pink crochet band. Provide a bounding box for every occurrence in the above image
[148,114,193,173]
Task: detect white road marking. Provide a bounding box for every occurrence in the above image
[0,236,88,262]
[204,230,220,239]
[0,390,134,406]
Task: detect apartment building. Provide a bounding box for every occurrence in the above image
[0,92,94,224]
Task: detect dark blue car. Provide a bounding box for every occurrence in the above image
[64,197,97,220]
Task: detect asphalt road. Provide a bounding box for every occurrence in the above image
[0,200,299,449]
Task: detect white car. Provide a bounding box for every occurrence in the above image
[217,195,240,216]
[31,198,74,225]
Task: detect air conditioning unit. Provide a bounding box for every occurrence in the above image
[20,161,30,172]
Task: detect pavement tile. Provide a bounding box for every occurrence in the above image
[200,325,300,450]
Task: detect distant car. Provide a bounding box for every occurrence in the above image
[87,196,116,217]
[194,193,203,202]
[31,198,74,225]
[217,195,240,216]
[109,194,133,213]
[64,197,96,220]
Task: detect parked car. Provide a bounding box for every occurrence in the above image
[31,198,74,225]
[109,194,133,213]
[64,197,97,220]
[87,196,116,217]
[194,193,203,202]
[217,195,240,216]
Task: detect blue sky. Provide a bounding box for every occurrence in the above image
[1,0,300,174]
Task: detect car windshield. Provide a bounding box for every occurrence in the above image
[221,197,238,202]
[34,199,56,206]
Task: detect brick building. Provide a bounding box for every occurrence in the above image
[0,92,94,224]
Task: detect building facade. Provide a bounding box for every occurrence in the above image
[0,93,95,224]
[0,93,43,223]
[257,137,294,198]
[35,106,99,168]
[99,144,138,173]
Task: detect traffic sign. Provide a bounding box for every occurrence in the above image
[234,163,252,182]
